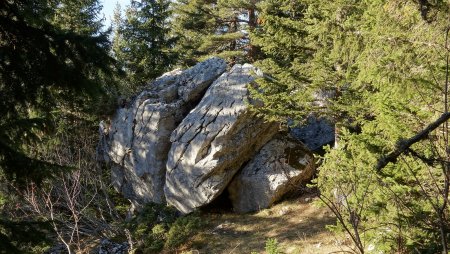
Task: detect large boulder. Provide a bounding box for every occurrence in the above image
[228,136,315,213]
[99,58,323,214]
[164,64,279,214]
[101,58,227,205]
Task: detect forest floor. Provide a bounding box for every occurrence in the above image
[177,192,355,254]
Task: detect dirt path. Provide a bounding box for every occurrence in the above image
[179,194,354,254]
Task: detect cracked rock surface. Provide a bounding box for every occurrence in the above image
[100,58,323,214]
[102,58,227,205]
[228,135,315,213]
[164,64,279,214]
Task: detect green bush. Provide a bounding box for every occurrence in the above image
[127,203,203,252]
[165,214,202,249]
[265,238,280,254]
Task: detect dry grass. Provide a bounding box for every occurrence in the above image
[177,193,355,254]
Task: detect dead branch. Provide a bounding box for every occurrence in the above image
[376,112,450,171]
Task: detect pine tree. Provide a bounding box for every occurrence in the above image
[0,0,114,183]
[112,0,174,90]
[253,0,450,251]
[171,0,261,66]
[51,0,104,36]
[249,0,312,121]
[0,0,117,251]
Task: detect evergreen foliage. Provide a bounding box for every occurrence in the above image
[253,0,450,252]
[51,0,105,35]
[0,0,117,251]
[112,0,175,91]
[250,0,312,122]
[0,0,115,185]
[172,0,261,66]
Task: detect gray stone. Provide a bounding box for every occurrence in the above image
[96,239,129,254]
[290,116,334,151]
[228,136,315,213]
[164,64,279,214]
[100,58,326,215]
[102,58,227,205]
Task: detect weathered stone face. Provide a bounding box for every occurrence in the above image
[163,64,279,214]
[100,58,327,214]
[227,136,315,213]
[290,116,335,151]
[101,58,227,205]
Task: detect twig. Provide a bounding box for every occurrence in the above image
[228,242,241,254]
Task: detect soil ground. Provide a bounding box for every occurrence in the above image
[177,192,355,254]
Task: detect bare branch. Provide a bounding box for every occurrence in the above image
[376,112,450,171]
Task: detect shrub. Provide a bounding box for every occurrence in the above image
[128,203,203,252]
[265,238,280,254]
[165,214,202,249]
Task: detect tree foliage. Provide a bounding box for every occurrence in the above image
[172,0,261,66]
[112,0,175,91]
[0,0,118,251]
[0,0,115,184]
[51,0,105,36]
[253,0,450,252]
[250,0,312,121]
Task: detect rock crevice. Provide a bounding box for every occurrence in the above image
[164,64,279,213]
[100,58,331,213]
[102,58,227,205]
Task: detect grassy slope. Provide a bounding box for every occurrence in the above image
[177,193,354,254]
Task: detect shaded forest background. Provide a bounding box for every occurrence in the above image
[1,0,450,253]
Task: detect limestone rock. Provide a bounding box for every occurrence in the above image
[102,58,227,205]
[96,239,129,254]
[164,64,279,214]
[228,136,315,213]
[290,116,334,151]
[101,58,323,214]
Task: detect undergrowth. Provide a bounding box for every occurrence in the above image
[127,203,203,253]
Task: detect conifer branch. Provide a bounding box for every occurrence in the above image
[376,112,450,171]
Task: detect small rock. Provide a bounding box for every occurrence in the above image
[95,239,129,254]
[278,206,291,216]
[290,116,334,151]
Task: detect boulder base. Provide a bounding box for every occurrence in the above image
[228,136,315,213]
